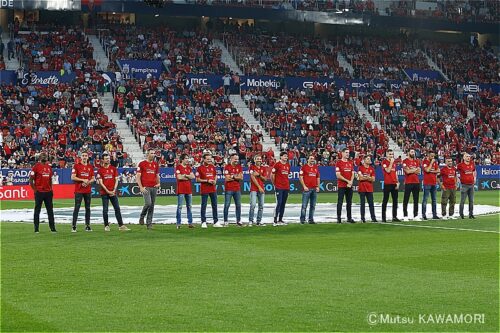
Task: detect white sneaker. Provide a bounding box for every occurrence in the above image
[449,215,457,220]
[71,227,77,233]
[247,223,253,227]
[257,223,266,227]
[402,216,409,222]
[413,216,421,221]
[201,222,208,229]
[213,222,224,228]
[279,222,288,226]
[273,222,279,227]
[442,215,448,220]
[118,225,131,231]
[104,226,110,232]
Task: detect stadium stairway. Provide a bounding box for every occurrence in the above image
[100,92,145,164]
[88,35,109,71]
[229,94,280,159]
[2,32,19,70]
[420,48,450,81]
[335,48,355,77]
[212,39,243,75]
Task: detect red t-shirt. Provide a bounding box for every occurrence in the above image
[72,163,95,194]
[30,163,52,192]
[300,164,320,189]
[137,160,159,187]
[381,159,398,184]
[176,164,193,195]
[357,165,375,193]
[457,162,476,185]
[422,159,439,185]
[196,164,217,194]
[272,161,290,190]
[335,159,354,188]
[249,164,266,192]
[402,158,420,184]
[97,165,118,195]
[440,166,457,190]
[224,164,242,192]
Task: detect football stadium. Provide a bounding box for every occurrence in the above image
[0,0,499,331]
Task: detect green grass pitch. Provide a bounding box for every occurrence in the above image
[1,192,499,331]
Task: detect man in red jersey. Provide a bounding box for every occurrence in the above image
[421,151,441,220]
[357,155,377,223]
[335,148,355,223]
[97,153,130,231]
[439,157,459,220]
[223,153,243,226]
[29,152,56,233]
[176,153,195,229]
[196,153,221,228]
[249,154,267,227]
[402,149,421,221]
[71,150,95,232]
[299,154,320,224]
[137,149,160,230]
[271,151,290,226]
[381,149,401,222]
[457,152,476,219]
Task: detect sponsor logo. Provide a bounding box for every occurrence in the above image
[0,186,30,200]
[246,78,281,88]
[302,81,333,89]
[22,73,60,85]
[351,82,369,89]
[0,0,13,8]
[131,68,158,74]
[480,168,499,176]
[187,78,209,85]
[459,84,480,93]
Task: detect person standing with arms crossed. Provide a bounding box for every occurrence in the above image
[357,155,377,223]
[457,152,476,219]
[249,154,267,227]
[272,151,291,226]
[299,154,320,224]
[421,151,441,220]
[29,152,57,233]
[336,148,355,223]
[137,149,160,230]
[196,153,222,228]
[175,154,195,229]
[71,150,95,232]
[97,153,130,231]
[439,157,459,219]
[381,149,401,222]
[402,149,421,221]
[224,153,243,227]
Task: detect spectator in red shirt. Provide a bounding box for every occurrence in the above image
[71,150,95,232]
[299,154,320,224]
[402,149,421,221]
[457,152,476,219]
[421,151,441,220]
[97,153,130,232]
[223,153,243,226]
[335,148,355,223]
[357,155,377,223]
[381,149,401,222]
[271,151,291,226]
[137,149,160,230]
[439,157,459,220]
[176,153,195,229]
[249,154,267,226]
[29,152,56,233]
[196,153,221,228]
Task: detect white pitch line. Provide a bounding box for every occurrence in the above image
[379,222,500,234]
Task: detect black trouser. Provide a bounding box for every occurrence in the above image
[403,183,420,218]
[102,194,123,226]
[359,192,376,221]
[337,187,353,220]
[72,193,91,228]
[382,184,398,221]
[34,191,56,232]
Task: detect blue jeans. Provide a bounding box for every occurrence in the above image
[201,192,218,223]
[300,190,317,223]
[249,191,265,223]
[176,194,193,225]
[274,189,289,222]
[422,185,437,217]
[101,194,124,226]
[224,191,241,222]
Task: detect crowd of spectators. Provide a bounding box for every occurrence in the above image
[0,75,131,170]
[100,26,227,75]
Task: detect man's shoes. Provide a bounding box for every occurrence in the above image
[273,222,279,227]
[72,227,77,233]
[469,215,475,219]
[85,225,92,232]
[257,223,266,227]
[432,216,441,220]
[422,216,428,221]
[392,217,401,222]
[118,225,130,231]
[188,224,195,229]
[201,222,208,229]
[308,221,316,224]
[213,222,224,228]
[361,219,366,223]
[348,219,356,223]
[300,221,306,224]
[371,219,378,223]
[50,229,57,233]
[236,222,243,227]
[35,230,40,234]
[147,225,153,230]
[413,216,421,221]
[104,225,110,232]
[139,217,144,225]
[460,214,465,219]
